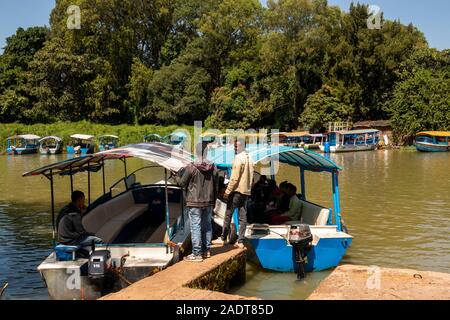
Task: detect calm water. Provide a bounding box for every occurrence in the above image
[0,150,449,300]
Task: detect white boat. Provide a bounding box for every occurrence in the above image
[23,143,194,300]
[319,129,381,153]
[39,136,63,155]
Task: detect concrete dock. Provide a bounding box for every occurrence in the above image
[102,246,258,300]
[308,265,450,300]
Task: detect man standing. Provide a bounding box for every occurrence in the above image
[174,143,217,262]
[57,191,103,247]
[214,140,254,248]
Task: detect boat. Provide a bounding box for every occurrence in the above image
[98,135,119,151]
[319,129,380,153]
[6,135,40,155]
[209,145,352,278]
[164,132,188,149]
[67,134,96,155]
[144,134,163,143]
[22,143,194,300]
[415,132,450,152]
[272,132,326,150]
[39,136,63,155]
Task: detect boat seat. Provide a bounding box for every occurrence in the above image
[289,201,330,226]
[83,191,148,243]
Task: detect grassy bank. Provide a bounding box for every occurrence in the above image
[0,121,194,152]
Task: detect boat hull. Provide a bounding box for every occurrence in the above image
[38,245,178,300]
[320,144,377,153]
[40,148,62,155]
[6,147,38,155]
[415,142,449,153]
[245,226,352,272]
[66,146,89,155]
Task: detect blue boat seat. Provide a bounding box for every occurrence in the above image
[55,244,81,261]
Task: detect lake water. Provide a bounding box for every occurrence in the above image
[0,150,449,300]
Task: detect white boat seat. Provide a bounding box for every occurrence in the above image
[83,191,148,243]
[289,200,330,226]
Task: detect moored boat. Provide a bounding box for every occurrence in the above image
[415,132,450,152]
[6,135,40,155]
[39,136,63,155]
[23,143,194,300]
[67,134,95,155]
[319,129,380,153]
[209,145,352,278]
[272,132,326,150]
[98,135,119,151]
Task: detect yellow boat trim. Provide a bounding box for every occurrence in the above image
[417,131,450,137]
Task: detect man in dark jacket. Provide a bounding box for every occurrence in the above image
[57,191,103,247]
[174,143,218,262]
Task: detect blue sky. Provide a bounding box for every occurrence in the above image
[0,0,449,53]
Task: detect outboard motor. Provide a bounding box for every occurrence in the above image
[88,250,112,281]
[289,224,313,280]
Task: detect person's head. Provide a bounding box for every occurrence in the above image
[259,175,267,184]
[234,139,245,155]
[71,191,86,210]
[279,181,288,193]
[268,179,277,190]
[286,184,297,197]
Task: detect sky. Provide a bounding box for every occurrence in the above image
[0,0,449,53]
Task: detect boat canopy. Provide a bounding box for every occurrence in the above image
[208,145,342,173]
[144,134,163,141]
[7,134,41,140]
[99,135,119,140]
[23,143,193,178]
[272,132,309,138]
[417,131,450,137]
[39,136,62,142]
[70,134,95,140]
[337,129,380,135]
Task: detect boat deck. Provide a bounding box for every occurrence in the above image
[101,245,256,300]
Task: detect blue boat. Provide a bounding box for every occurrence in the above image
[210,145,352,274]
[6,135,40,155]
[66,134,96,155]
[98,135,119,151]
[415,132,450,152]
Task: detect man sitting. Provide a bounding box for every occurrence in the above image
[57,191,103,247]
[269,184,303,225]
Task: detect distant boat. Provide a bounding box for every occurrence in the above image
[145,132,188,149]
[6,135,40,155]
[67,134,96,155]
[144,134,163,143]
[98,135,119,151]
[319,129,380,153]
[39,136,63,155]
[272,132,326,150]
[415,132,450,152]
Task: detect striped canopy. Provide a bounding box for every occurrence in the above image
[207,145,342,173]
[23,143,193,177]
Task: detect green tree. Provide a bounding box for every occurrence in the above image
[300,85,354,131]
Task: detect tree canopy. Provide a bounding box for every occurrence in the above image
[0,0,448,140]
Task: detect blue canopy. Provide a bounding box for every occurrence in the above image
[207,145,342,173]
